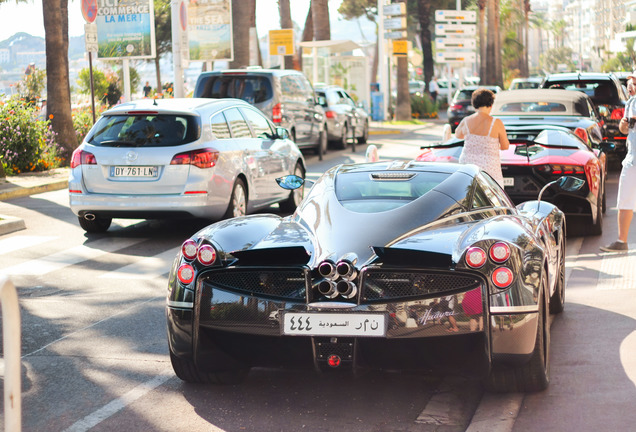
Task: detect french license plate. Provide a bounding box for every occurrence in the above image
[503,177,514,187]
[282,312,386,337]
[112,166,158,177]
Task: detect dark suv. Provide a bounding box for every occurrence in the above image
[539,72,628,157]
[194,69,328,158]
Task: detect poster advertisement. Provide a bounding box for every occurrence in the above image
[187,0,233,61]
[96,0,156,59]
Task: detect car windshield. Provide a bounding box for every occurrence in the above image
[335,171,451,213]
[86,114,200,147]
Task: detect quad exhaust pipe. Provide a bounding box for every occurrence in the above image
[317,280,338,298]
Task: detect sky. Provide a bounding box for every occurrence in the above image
[0,0,345,43]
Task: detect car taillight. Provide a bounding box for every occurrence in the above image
[325,110,336,119]
[70,148,97,168]
[466,247,487,268]
[272,103,282,123]
[491,267,514,288]
[197,244,217,265]
[450,104,463,110]
[181,239,198,260]
[177,264,195,284]
[610,107,624,120]
[489,242,511,263]
[537,164,585,175]
[574,127,588,144]
[170,148,219,169]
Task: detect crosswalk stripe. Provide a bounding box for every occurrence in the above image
[0,237,141,276]
[99,247,179,279]
[0,235,58,255]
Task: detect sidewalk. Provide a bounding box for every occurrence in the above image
[369,112,448,136]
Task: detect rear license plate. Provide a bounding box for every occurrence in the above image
[503,177,514,187]
[282,312,386,337]
[111,166,158,177]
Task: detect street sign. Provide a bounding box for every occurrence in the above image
[383,3,405,16]
[435,23,476,37]
[384,17,407,30]
[269,29,295,56]
[385,30,407,39]
[84,23,98,52]
[81,0,97,23]
[435,51,476,63]
[435,10,477,22]
[435,37,476,50]
[392,40,408,57]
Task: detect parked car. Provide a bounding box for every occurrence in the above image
[508,77,542,90]
[437,78,458,101]
[416,124,609,235]
[315,85,369,149]
[68,98,306,233]
[539,72,628,157]
[166,160,575,392]
[447,85,501,131]
[409,79,424,96]
[193,68,328,158]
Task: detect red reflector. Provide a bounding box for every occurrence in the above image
[272,103,282,123]
[610,108,624,120]
[327,355,341,368]
[184,191,207,195]
[177,264,195,284]
[68,189,83,194]
[492,267,514,288]
[325,110,336,119]
[466,247,487,268]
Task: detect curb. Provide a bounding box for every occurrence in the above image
[0,215,26,236]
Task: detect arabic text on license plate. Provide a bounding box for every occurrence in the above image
[503,177,514,187]
[112,166,158,177]
[282,312,386,337]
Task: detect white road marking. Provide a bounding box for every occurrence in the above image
[465,393,524,432]
[597,244,636,290]
[62,368,174,432]
[99,247,179,279]
[0,235,57,255]
[0,237,140,276]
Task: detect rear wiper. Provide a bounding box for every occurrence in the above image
[97,140,142,147]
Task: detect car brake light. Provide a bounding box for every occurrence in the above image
[170,148,219,169]
[574,127,588,144]
[610,107,624,120]
[70,148,97,168]
[450,104,463,110]
[466,247,487,268]
[181,239,198,260]
[177,264,195,284]
[489,242,511,263]
[197,244,217,265]
[492,267,514,288]
[272,103,282,123]
[537,164,585,175]
[325,110,336,119]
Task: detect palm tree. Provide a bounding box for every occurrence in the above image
[278,0,294,69]
[42,0,76,159]
[312,0,331,40]
[229,0,255,68]
[395,1,410,121]
[478,0,487,83]
[417,0,433,96]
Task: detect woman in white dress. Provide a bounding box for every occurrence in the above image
[454,88,510,187]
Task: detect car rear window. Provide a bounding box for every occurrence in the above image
[545,80,619,103]
[86,114,200,147]
[497,102,567,113]
[335,171,451,213]
[455,90,474,100]
[195,75,272,104]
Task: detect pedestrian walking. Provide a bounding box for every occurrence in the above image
[429,77,439,104]
[601,72,636,252]
[143,81,152,98]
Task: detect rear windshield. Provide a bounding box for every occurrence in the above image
[510,80,540,90]
[545,80,618,103]
[455,90,474,100]
[497,102,567,113]
[195,75,273,104]
[335,171,451,213]
[86,114,200,147]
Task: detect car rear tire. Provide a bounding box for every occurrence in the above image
[333,123,348,150]
[78,215,112,233]
[169,351,249,385]
[550,238,566,314]
[590,189,603,236]
[316,125,327,160]
[224,179,247,219]
[485,274,550,393]
[358,120,369,144]
[279,162,305,213]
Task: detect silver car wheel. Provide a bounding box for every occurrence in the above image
[232,183,247,217]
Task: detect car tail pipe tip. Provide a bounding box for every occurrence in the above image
[318,260,338,279]
[336,260,357,280]
[317,280,338,298]
[336,280,357,299]
[83,213,96,221]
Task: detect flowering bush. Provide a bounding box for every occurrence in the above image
[0,99,63,175]
[72,104,108,146]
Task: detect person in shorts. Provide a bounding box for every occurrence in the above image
[601,72,636,252]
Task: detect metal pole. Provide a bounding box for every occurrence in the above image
[123,58,131,102]
[88,52,96,123]
[1,276,22,432]
[378,0,388,121]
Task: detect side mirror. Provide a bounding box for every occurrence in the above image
[276,127,290,140]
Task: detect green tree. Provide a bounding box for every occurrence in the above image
[18,66,46,104]
[540,46,575,73]
[76,68,109,103]
[152,0,173,91]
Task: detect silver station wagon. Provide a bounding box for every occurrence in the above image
[68,98,306,233]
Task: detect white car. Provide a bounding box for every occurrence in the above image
[69,98,306,233]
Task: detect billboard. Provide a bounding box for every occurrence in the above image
[187,0,233,61]
[96,0,156,59]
